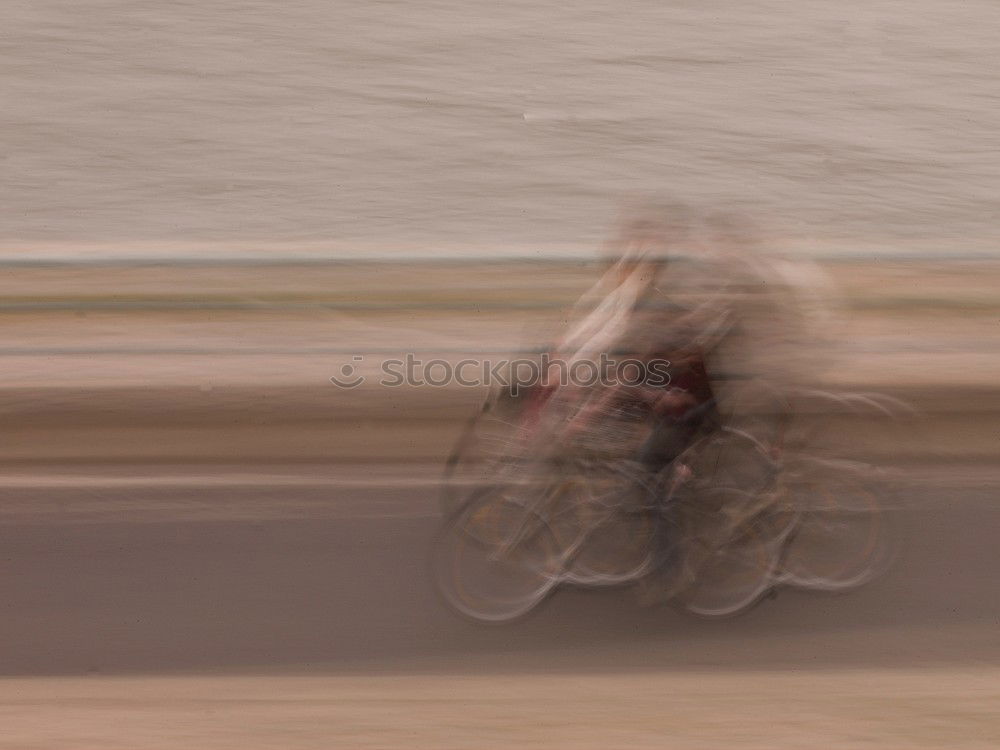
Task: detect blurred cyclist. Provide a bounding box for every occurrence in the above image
[553,201,727,473]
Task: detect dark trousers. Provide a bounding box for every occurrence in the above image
[638,398,718,473]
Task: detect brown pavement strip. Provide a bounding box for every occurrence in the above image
[1,668,998,750]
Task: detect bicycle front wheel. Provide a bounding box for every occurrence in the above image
[431,488,561,623]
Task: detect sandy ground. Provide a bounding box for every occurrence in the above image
[0,258,996,466]
[3,668,999,750]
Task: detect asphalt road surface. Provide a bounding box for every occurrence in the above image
[1,465,997,676]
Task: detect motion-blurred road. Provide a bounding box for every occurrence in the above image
[1,465,998,675]
[1,464,998,747]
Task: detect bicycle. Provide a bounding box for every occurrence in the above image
[433,379,905,623]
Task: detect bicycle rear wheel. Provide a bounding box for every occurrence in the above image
[431,488,561,623]
[680,488,785,618]
[544,465,658,586]
[780,475,892,591]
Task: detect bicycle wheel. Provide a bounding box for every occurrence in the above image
[543,464,658,586]
[780,475,892,591]
[687,427,778,496]
[440,389,537,517]
[680,488,785,618]
[431,488,561,623]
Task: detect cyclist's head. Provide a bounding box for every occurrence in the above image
[604,198,691,282]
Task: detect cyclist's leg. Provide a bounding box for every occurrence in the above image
[638,415,691,472]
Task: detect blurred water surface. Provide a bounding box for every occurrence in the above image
[5,1,1000,252]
